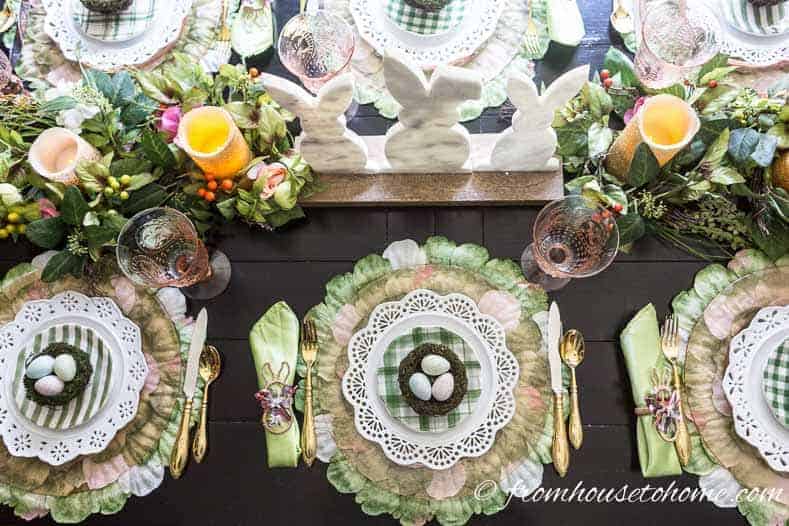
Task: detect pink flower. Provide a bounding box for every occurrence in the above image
[624,96,647,125]
[247,163,288,200]
[157,106,182,141]
[38,198,59,218]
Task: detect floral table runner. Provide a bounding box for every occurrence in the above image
[299,237,559,525]
[0,254,201,523]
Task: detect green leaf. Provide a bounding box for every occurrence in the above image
[697,53,729,83]
[627,142,660,188]
[41,251,86,282]
[695,118,732,145]
[588,122,614,159]
[60,186,90,226]
[603,184,628,214]
[110,158,153,178]
[84,69,115,100]
[120,93,156,126]
[39,96,78,113]
[700,85,739,116]
[727,128,760,165]
[140,130,177,168]
[710,165,745,185]
[608,86,639,119]
[700,128,730,168]
[616,213,646,246]
[650,84,686,99]
[126,173,157,191]
[565,175,597,193]
[84,224,118,247]
[216,197,237,221]
[583,82,613,120]
[750,133,778,168]
[603,47,638,87]
[556,118,590,158]
[750,214,789,260]
[25,217,66,249]
[699,66,737,85]
[267,206,305,228]
[121,184,169,216]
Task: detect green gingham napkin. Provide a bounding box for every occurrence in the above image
[12,324,113,431]
[763,338,789,428]
[72,0,156,43]
[377,326,480,433]
[384,0,467,36]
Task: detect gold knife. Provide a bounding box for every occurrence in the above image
[548,302,569,477]
[170,308,208,478]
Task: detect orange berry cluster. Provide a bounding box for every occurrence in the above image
[197,173,234,203]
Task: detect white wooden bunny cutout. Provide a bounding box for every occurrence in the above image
[491,65,589,171]
[260,72,368,173]
[383,48,482,172]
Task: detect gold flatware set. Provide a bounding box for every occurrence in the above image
[170,309,222,478]
[300,320,319,466]
[548,302,587,477]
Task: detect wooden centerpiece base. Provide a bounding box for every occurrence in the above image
[300,134,564,207]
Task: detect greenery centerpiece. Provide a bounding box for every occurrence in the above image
[0,55,321,282]
[556,48,788,259]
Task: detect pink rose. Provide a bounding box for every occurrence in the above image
[247,163,288,200]
[624,96,647,125]
[157,106,182,141]
[38,198,59,218]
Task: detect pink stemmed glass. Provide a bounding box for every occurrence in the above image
[277,9,356,94]
[634,0,720,89]
[521,195,620,291]
[116,207,232,299]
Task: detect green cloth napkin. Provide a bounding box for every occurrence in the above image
[249,301,301,468]
[620,303,682,478]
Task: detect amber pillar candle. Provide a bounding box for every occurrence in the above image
[176,106,252,179]
[606,94,700,181]
[28,128,101,185]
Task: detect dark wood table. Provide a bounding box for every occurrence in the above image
[0,0,749,524]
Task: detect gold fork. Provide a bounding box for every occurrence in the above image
[522,0,542,58]
[660,314,691,467]
[300,320,319,466]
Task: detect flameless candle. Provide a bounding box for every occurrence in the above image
[28,128,101,185]
[176,106,252,179]
[606,94,700,181]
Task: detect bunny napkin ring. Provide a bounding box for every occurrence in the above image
[254,362,298,435]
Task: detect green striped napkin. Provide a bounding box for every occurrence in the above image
[722,0,788,37]
[763,338,789,428]
[72,0,156,43]
[13,324,113,431]
[384,0,467,36]
[376,326,480,433]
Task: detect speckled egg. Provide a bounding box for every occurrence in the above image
[53,354,78,382]
[26,355,55,380]
[34,375,65,397]
[408,372,432,401]
[421,354,450,376]
[431,373,454,402]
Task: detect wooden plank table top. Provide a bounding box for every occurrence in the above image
[0,0,748,524]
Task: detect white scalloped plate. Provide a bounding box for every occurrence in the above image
[342,289,519,470]
[349,0,506,68]
[723,305,789,472]
[42,0,192,71]
[0,291,148,466]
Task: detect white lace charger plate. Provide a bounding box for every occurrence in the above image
[342,289,519,470]
[349,0,506,68]
[0,291,148,466]
[723,305,789,472]
[42,0,192,71]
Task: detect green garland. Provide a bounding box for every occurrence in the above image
[0,55,322,282]
[557,47,788,260]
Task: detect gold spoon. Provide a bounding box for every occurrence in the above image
[560,330,585,450]
[610,0,634,34]
[192,346,221,463]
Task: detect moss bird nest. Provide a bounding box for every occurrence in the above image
[397,343,467,416]
[24,343,93,407]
